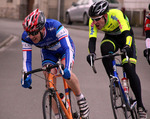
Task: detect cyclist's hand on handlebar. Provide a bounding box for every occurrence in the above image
[143,48,150,65]
[21,76,32,88]
[60,68,71,79]
[87,53,96,66]
[121,45,132,56]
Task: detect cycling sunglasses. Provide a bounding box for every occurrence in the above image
[27,30,39,36]
[92,15,103,22]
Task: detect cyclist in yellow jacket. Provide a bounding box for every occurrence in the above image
[86,1,147,119]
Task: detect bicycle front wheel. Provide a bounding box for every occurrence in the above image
[110,78,138,119]
[110,78,128,119]
[42,89,64,119]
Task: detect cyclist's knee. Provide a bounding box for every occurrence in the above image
[100,40,116,56]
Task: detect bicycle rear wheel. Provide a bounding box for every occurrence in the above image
[42,89,64,119]
[69,88,81,119]
[110,78,138,119]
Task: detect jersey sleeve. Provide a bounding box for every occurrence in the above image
[60,37,74,71]
[114,10,130,33]
[56,25,68,41]
[89,18,98,38]
[21,32,32,76]
[56,25,73,70]
[144,15,150,48]
[144,15,150,32]
[115,10,132,47]
[88,18,98,53]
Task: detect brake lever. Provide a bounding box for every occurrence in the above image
[58,61,64,75]
[123,51,131,66]
[90,56,97,74]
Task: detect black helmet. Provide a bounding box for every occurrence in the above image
[88,0,109,17]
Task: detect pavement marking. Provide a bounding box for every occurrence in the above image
[0,35,19,52]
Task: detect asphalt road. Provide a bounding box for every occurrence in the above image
[0,18,149,119]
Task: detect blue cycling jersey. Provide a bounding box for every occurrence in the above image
[22,19,75,74]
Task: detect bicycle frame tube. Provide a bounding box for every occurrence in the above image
[48,73,55,88]
[112,60,129,105]
[48,73,73,119]
[63,78,72,115]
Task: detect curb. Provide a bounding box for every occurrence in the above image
[0,35,14,48]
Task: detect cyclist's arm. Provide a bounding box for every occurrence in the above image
[56,25,73,70]
[115,10,133,47]
[21,32,32,76]
[144,15,150,48]
[88,18,98,53]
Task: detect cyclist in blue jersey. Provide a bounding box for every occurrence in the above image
[21,9,89,118]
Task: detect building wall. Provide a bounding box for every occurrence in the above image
[36,0,77,22]
[123,0,149,26]
[0,0,149,26]
[0,0,20,19]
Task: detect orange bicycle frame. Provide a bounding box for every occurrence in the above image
[48,73,73,119]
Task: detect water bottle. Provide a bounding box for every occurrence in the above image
[59,93,69,109]
[59,93,66,104]
[121,78,129,94]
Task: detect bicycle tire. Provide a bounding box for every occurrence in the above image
[42,89,64,119]
[110,78,128,119]
[110,78,138,119]
[69,88,81,119]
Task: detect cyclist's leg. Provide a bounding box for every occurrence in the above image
[100,36,118,78]
[41,49,60,117]
[121,38,147,111]
[60,51,89,118]
[41,49,58,87]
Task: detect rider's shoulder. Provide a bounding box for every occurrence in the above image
[22,31,28,39]
[45,19,62,30]
[108,9,123,15]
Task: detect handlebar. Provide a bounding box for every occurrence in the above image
[95,52,123,60]
[22,62,64,89]
[91,51,130,74]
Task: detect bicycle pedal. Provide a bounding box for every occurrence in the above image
[72,112,79,118]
